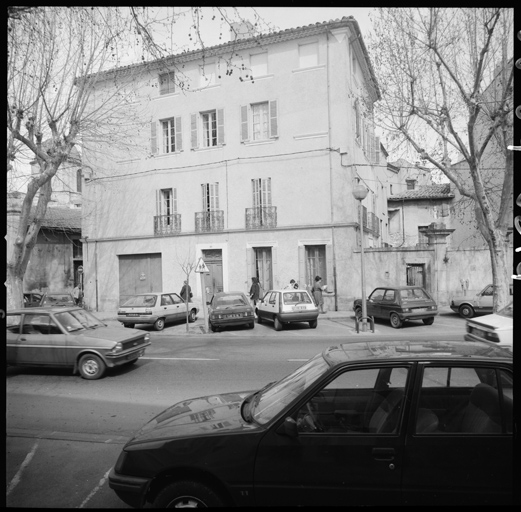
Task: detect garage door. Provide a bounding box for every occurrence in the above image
[118,253,162,304]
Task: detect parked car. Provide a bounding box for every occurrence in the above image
[353,286,438,328]
[464,301,513,351]
[207,291,254,332]
[117,292,199,331]
[450,284,513,318]
[108,340,513,507]
[6,306,151,379]
[256,289,319,330]
[23,291,76,308]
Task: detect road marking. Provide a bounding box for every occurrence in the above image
[78,467,112,508]
[141,357,220,361]
[288,359,308,361]
[7,441,39,496]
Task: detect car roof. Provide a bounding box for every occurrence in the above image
[372,286,426,290]
[213,291,247,296]
[8,306,83,314]
[322,340,512,366]
[267,289,310,293]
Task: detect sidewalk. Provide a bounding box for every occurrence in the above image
[91,306,456,336]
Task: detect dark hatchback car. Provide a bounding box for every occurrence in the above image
[208,291,255,332]
[354,286,438,328]
[108,341,513,507]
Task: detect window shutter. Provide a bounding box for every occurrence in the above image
[156,189,160,215]
[269,100,278,138]
[151,122,157,154]
[202,184,208,211]
[325,245,333,289]
[217,109,225,145]
[191,113,198,149]
[209,183,219,210]
[375,136,380,165]
[298,245,306,290]
[240,105,249,142]
[175,116,182,152]
[173,188,177,213]
[252,179,260,208]
[262,178,271,206]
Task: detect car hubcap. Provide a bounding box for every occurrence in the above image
[170,496,206,508]
[83,360,98,376]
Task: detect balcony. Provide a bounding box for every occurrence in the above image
[195,211,224,233]
[361,206,380,237]
[245,206,277,230]
[154,214,181,236]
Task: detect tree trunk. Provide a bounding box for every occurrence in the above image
[487,233,512,311]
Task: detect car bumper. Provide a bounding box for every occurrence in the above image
[279,311,319,323]
[117,315,158,325]
[108,467,151,508]
[210,316,254,328]
[398,311,438,321]
[104,343,150,368]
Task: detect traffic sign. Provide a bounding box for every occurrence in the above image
[78,266,83,274]
[195,257,210,273]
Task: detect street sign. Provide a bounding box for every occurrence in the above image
[195,257,210,273]
[78,266,83,274]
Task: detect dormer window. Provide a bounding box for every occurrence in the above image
[406,179,416,190]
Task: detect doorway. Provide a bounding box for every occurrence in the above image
[406,264,425,288]
[254,247,273,297]
[202,249,223,297]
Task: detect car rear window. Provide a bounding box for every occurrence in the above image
[121,295,157,307]
[214,294,248,307]
[282,292,312,304]
[400,288,430,301]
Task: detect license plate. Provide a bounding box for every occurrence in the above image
[414,308,427,312]
[293,306,307,311]
[127,313,140,317]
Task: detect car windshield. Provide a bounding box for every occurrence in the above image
[214,294,248,308]
[283,292,312,304]
[497,303,513,318]
[55,309,106,332]
[400,288,430,301]
[121,295,157,307]
[248,354,330,425]
[43,294,74,305]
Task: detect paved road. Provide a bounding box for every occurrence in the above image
[6,310,467,508]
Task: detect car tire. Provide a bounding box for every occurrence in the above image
[459,304,475,318]
[274,316,283,331]
[124,323,135,329]
[390,313,402,329]
[309,320,318,329]
[256,312,262,324]
[153,480,224,508]
[188,309,197,323]
[154,318,165,331]
[78,354,106,380]
[248,322,255,329]
[423,317,435,325]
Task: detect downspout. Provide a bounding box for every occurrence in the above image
[95,240,99,312]
[326,31,338,311]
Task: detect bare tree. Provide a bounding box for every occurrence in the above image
[7,7,272,311]
[369,8,513,310]
[176,248,198,333]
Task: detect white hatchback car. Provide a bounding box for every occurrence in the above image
[117,292,199,331]
[464,302,513,352]
[256,289,319,331]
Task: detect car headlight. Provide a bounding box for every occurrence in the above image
[403,308,410,312]
[117,310,124,315]
[110,342,124,354]
[144,333,150,342]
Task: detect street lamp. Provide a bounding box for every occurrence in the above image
[352,183,369,332]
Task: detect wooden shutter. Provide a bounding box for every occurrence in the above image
[201,184,208,210]
[325,244,333,290]
[252,179,260,208]
[155,190,160,215]
[175,116,182,152]
[240,105,249,142]
[217,108,225,145]
[261,178,271,206]
[191,113,198,149]
[375,136,380,164]
[173,188,177,213]
[209,183,219,210]
[151,122,157,154]
[298,245,306,290]
[269,100,278,138]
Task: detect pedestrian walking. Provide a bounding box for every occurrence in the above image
[312,275,326,314]
[249,277,260,310]
[180,280,192,302]
[284,279,299,290]
[73,285,82,306]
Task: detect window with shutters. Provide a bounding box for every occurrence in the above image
[305,245,327,285]
[250,52,268,77]
[299,42,318,68]
[191,109,225,149]
[159,72,175,95]
[247,178,276,229]
[161,117,182,154]
[241,100,278,143]
[354,99,361,142]
[196,183,223,232]
[154,188,181,235]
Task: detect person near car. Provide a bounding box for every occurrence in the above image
[249,277,260,309]
[312,276,325,314]
[284,279,299,290]
[179,281,192,302]
[73,285,82,305]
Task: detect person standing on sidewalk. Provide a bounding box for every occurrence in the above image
[312,276,325,314]
[249,277,260,311]
[180,280,192,302]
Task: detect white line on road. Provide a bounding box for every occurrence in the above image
[7,441,39,496]
[288,359,309,361]
[141,357,220,361]
[78,467,112,508]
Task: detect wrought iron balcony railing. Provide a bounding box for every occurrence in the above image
[195,210,224,233]
[361,206,380,237]
[245,206,277,229]
[154,214,181,236]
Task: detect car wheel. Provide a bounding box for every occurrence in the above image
[423,317,435,325]
[188,309,197,323]
[256,312,262,324]
[309,320,318,329]
[78,354,106,380]
[390,313,402,329]
[153,480,224,508]
[274,316,283,331]
[459,304,475,318]
[124,323,135,329]
[154,318,165,331]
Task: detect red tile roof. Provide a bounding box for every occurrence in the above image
[388,184,454,201]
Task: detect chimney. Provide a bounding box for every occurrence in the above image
[230,21,254,42]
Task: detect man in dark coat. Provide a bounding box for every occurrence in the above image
[180,280,192,302]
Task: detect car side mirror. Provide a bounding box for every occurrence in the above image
[277,417,298,438]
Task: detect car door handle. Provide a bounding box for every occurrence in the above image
[372,448,395,461]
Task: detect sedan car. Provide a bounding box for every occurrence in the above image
[256,289,319,330]
[117,292,199,331]
[108,340,513,507]
[23,292,43,307]
[353,286,438,328]
[464,301,513,351]
[23,291,76,308]
[450,284,513,318]
[6,306,150,379]
[208,291,254,332]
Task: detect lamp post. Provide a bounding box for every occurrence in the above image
[352,184,369,332]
